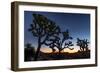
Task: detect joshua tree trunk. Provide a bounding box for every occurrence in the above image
[34,37,41,61]
[86,45,88,51]
[58,49,62,58]
[52,48,55,53]
[80,47,82,51]
[59,49,61,54]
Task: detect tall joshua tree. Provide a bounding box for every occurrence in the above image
[29,14,60,61]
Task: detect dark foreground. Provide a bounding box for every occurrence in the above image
[24,50,90,61]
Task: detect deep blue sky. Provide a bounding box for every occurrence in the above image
[24,11,90,49]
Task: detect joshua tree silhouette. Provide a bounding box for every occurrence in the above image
[29,13,60,61]
[82,39,89,51]
[77,38,83,51]
[77,38,89,51]
[45,29,73,54]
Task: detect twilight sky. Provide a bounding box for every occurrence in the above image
[24,11,90,51]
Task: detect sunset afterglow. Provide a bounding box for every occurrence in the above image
[40,48,79,53]
[24,11,90,61]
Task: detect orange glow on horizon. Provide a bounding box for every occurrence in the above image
[62,48,78,53]
[40,48,52,53]
[40,48,78,53]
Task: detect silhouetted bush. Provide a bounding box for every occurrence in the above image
[24,43,35,61]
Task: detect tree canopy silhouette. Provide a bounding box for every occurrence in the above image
[45,29,73,54]
[29,13,61,61]
[77,38,89,51]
